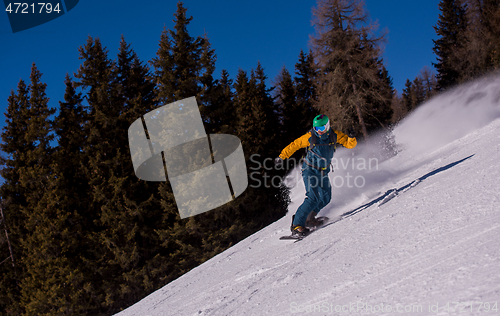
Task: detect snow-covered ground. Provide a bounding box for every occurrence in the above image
[116,74,500,316]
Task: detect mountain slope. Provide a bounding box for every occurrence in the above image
[116,74,500,316]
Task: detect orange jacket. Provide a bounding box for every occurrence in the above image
[279,130,357,160]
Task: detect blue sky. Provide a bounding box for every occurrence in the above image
[1,0,440,134]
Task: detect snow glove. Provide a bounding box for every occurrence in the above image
[274,157,284,168]
[347,127,357,138]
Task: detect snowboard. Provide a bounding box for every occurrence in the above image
[279,216,330,242]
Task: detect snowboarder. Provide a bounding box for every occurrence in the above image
[275,114,357,237]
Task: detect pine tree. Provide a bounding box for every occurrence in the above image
[294,50,319,133]
[204,69,235,134]
[73,35,170,314]
[233,69,253,154]
[151,2,215,103]
[402,79,414,112]
[233,64,279,157]
[412,77,426,107]
[147,0,244,295]
[72,36,120,314]
[150,4,218,280]
[198,33,217,107]
[115,36,157,120]
[274,66,297,138]
[2,64,62,315]
[50,74,99,314]
[432,0,468,90]
[54,75,88,236]
[456,0,500,81]
[419,66,438,100]
[19,165,92,316]
[311,0,389,139]
[252,62,280,154]
[390,92,407,123]
[0,80,32,316]
[103,37,169,311]
[401,69,434,116]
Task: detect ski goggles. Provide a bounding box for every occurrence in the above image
[314,125,328,132]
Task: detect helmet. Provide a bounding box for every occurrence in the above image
[313,114,330,132]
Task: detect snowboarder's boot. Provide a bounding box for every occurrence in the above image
[290,215,310,237]
[305,211,324,227]
[291,225,310,237]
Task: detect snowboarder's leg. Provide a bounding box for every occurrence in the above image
[293,168,322,227]
[304,175,331,227]
[316,174,332,212]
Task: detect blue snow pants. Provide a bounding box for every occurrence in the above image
[292,166,332,227]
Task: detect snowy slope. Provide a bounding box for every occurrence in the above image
[116,74,500,316]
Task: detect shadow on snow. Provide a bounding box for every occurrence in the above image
[323,154,475,228]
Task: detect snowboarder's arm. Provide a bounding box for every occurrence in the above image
[334,130,357,149]
[278,132,311,159]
